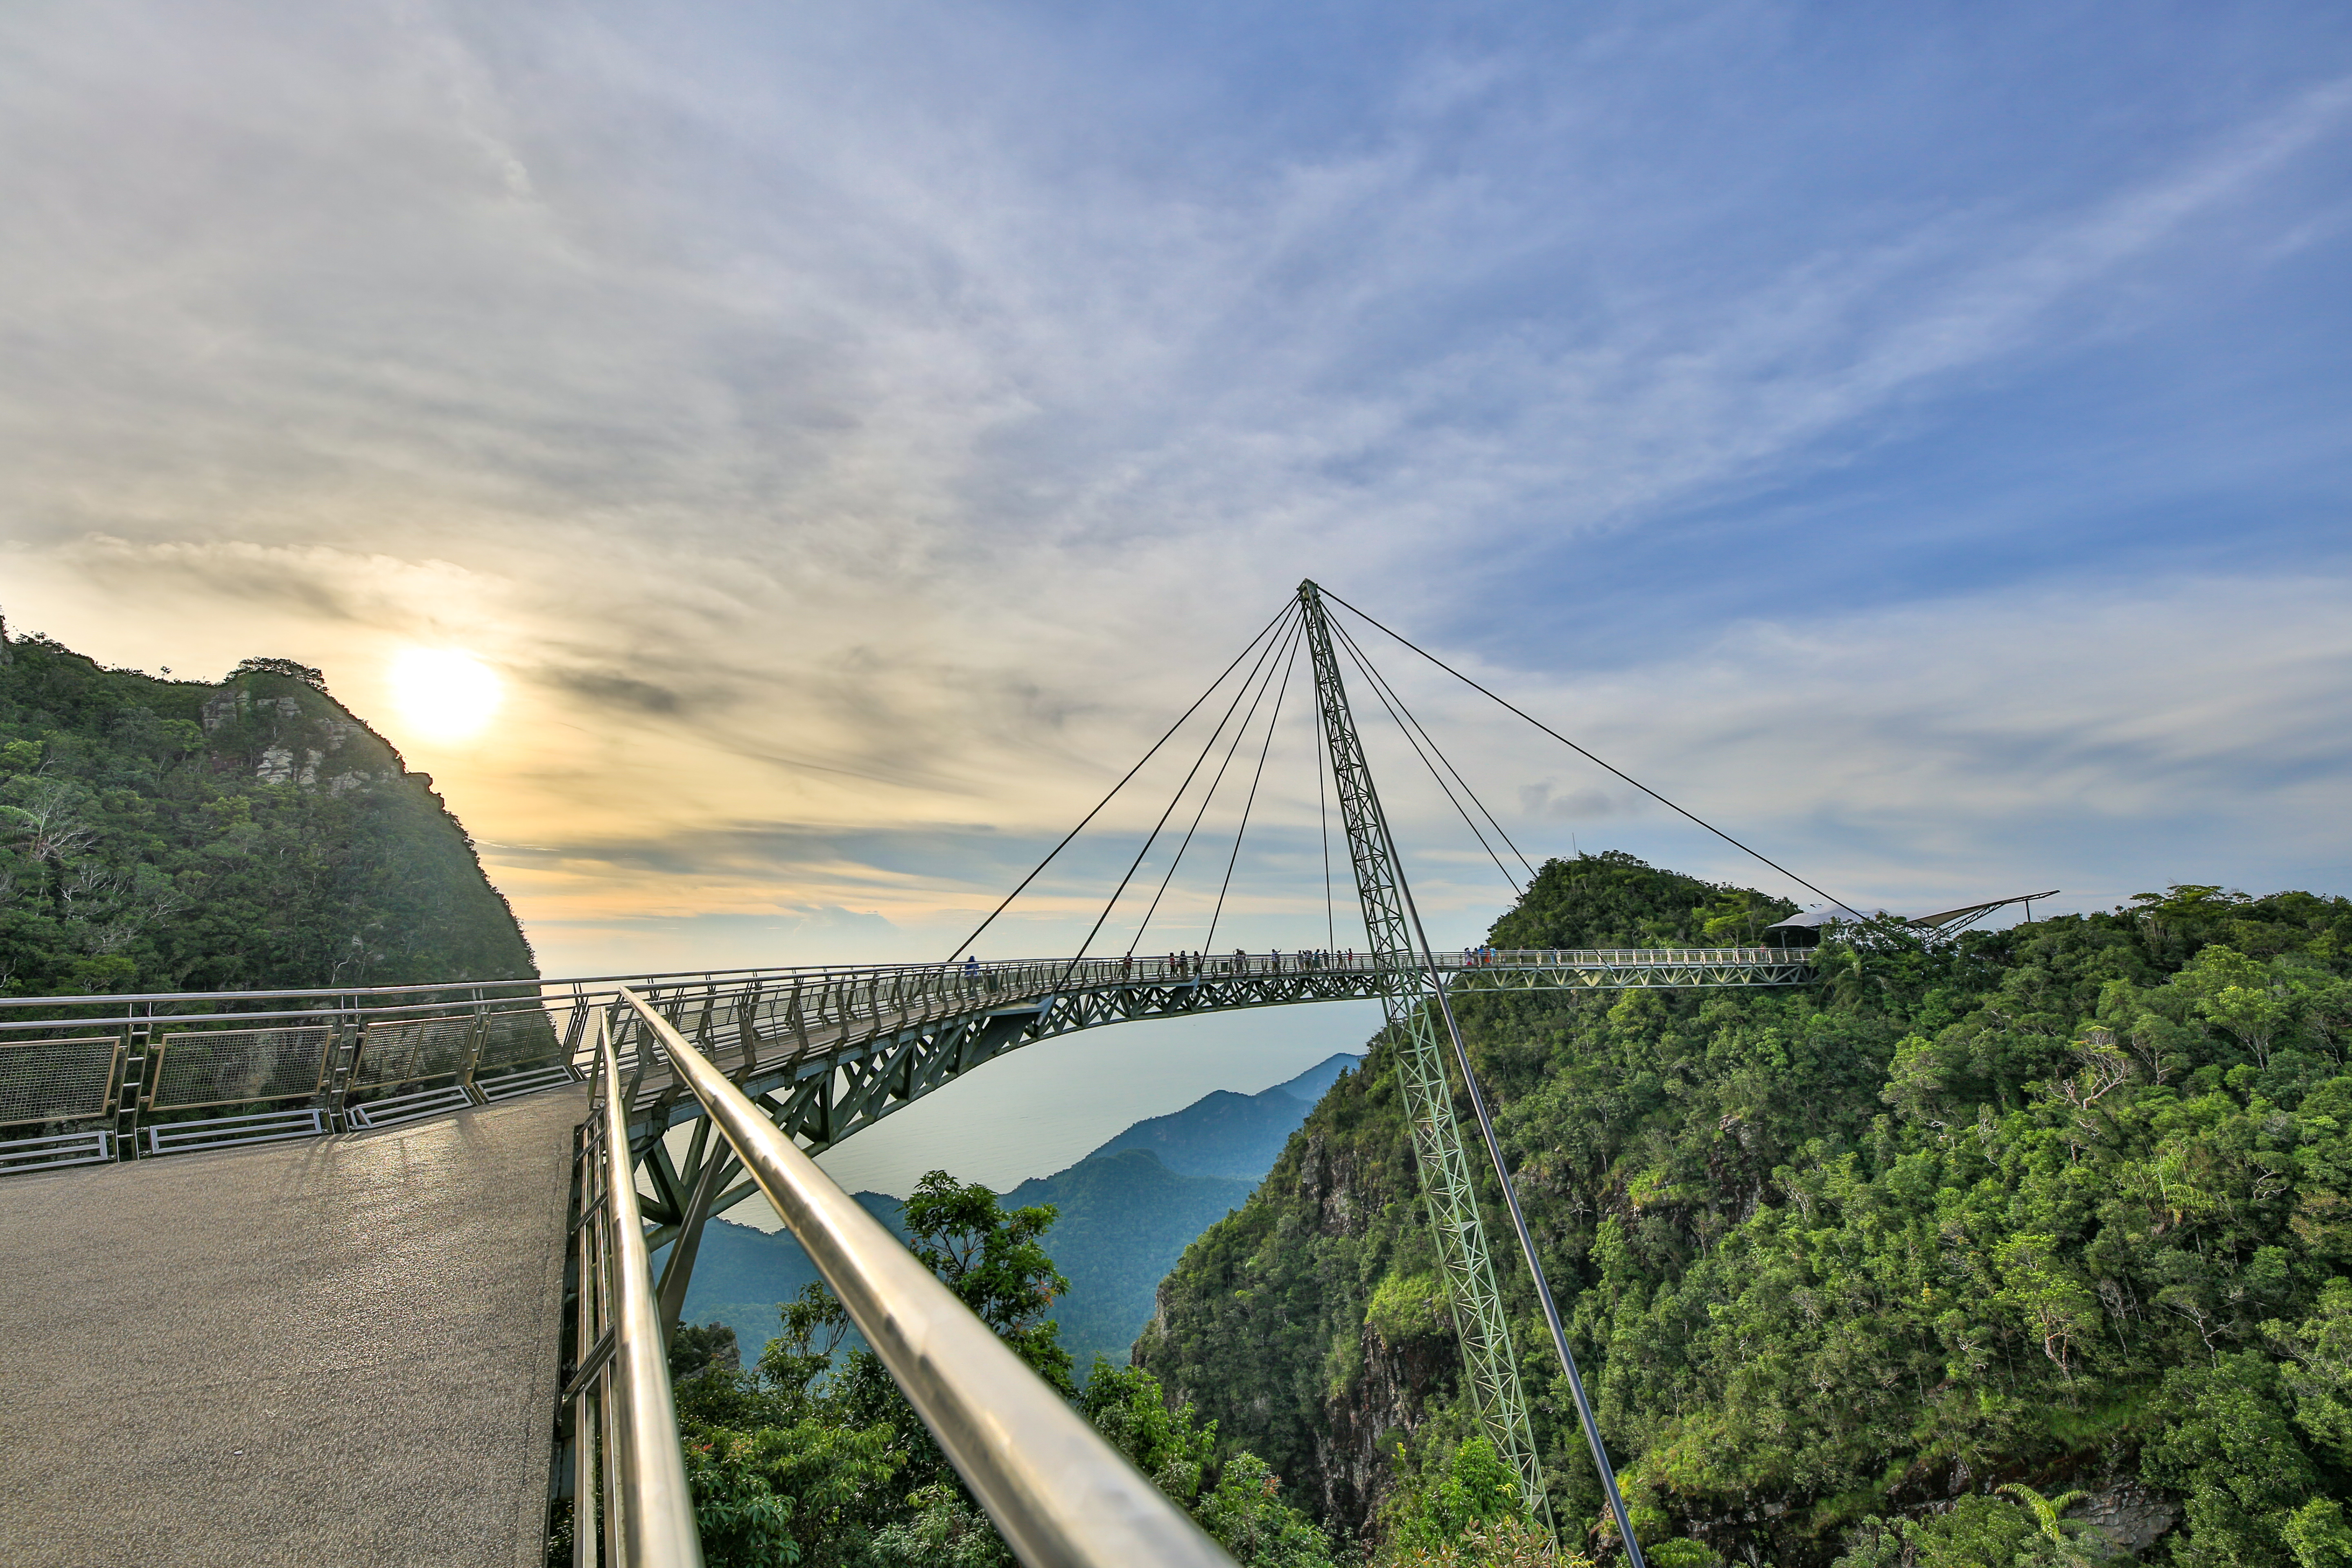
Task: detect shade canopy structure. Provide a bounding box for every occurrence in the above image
[1760,889,2060,947]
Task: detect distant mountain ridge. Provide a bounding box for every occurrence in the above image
[682,1050,1363,1367]
[1086,1051,1361,1177]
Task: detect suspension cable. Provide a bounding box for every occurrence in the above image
[1126,611,1301,956]
[1317,702,1335,950]
[1332,617,1538,884]
[1059,610,1304,983]
[1203,627,1303,953]
[1335,629,1524,898]
[1322,589,1865,918]
[945,602,1295,962]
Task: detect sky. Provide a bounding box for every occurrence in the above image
[4,2,2350,1182]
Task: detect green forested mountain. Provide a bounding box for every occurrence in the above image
[1002,1150,1257,1367]
[682,1054,1360,1372]
[1138,852,2352,1566]
[0,623,535,995]
[684,1152,1258,1372]
[1089,1051,1365,1178]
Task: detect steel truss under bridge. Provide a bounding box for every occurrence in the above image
[595,942,1812,1332]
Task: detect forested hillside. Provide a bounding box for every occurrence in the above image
[1138,851,2352,1566]
[683,1152,1255,1371]
[0,621,535,994]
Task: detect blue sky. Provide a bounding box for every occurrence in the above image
[4,0,2350,996]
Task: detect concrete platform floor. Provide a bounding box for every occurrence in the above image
[0,1086,588,1568]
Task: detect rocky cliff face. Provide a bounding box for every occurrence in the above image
[201,684,391,794]
[0,633,535,994]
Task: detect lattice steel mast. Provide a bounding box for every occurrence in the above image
[1297,580,1550,1524]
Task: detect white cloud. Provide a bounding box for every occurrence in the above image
[1,1,2346,951]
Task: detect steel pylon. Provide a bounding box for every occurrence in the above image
[1296,580,1551,1527]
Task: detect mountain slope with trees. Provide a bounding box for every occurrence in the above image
[664,1171,1357,1568]
[681,1054,1363,1369]
[1138,852,2352,1566]
[0,619,535,994]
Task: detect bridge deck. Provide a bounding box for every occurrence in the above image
[0,1085,585,1568]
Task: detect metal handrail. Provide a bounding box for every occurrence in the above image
[0,947,1816,1036]
[0,945,1822,1020]
[573,1012,705,1567]
[616,987,1235,1568]
[0,947,1816,1176]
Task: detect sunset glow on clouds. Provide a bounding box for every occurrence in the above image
[2,1,2349,978]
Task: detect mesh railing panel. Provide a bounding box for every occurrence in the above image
[353,1015,476,1090]
[476,1008,562,1069]
[151,1026,333,1110]
[0,1036,121,1126]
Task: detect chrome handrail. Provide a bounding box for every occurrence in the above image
[616,987,1234,1568]
[572,1012,705,1567]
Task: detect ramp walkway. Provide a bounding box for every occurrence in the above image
[0,1085,586,1568]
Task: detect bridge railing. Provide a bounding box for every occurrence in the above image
[566,1009,704,1566]
[616,988,1235,1568]
[0,947,1813,1172]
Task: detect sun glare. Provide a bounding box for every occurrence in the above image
[390,648,504,742]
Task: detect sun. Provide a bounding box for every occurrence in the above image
[390,648,504,742]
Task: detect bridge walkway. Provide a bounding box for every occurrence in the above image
[0,1085,586,1568]
[612,947,1813,1150]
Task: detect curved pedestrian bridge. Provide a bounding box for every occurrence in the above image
[0,946,1810,1566]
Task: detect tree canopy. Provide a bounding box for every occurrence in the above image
[1142,853,2352,1565]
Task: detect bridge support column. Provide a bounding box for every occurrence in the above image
[1298,581,1552,1530]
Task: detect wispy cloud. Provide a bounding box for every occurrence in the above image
[2,1,2348,971]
